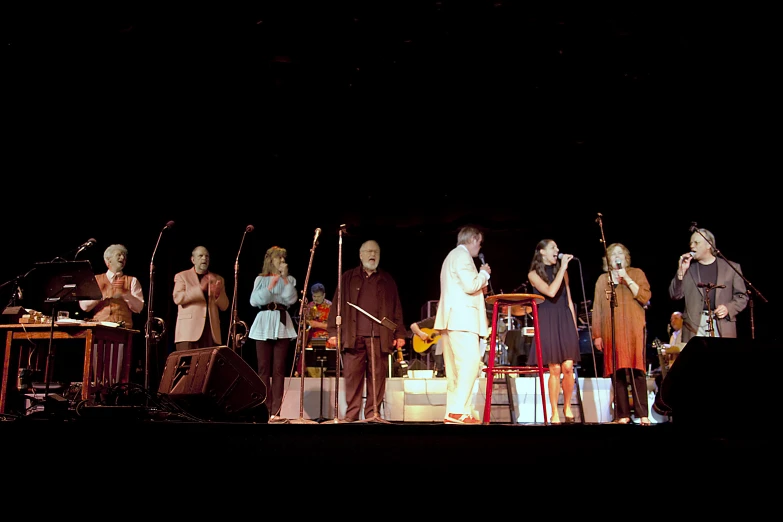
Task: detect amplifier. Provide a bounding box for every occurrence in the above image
[421,300,438,320]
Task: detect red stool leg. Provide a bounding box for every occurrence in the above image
[482,300,501,424]
[531,302,548,424]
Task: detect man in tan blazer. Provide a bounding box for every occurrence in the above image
[173,246,229,350]
[434,225,491,424]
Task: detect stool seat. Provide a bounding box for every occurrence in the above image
[483,366,541,375]
[483,294,548,424]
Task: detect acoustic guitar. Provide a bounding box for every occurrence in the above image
[413,327,441,353]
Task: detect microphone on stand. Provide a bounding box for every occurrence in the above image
[237,225,254,263]
[152,221,174,265]
[557,253,579,261]
[145,220,175,394]
[689,222,698,232]
[313,227,322,246]
[229,224,254,351]
[75,238,97,259]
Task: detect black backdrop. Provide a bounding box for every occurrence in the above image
[4,3,777,387]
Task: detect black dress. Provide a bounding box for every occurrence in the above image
[527,265,581,366]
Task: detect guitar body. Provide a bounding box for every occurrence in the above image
[413,328,441,353]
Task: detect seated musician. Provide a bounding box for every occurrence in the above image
[305,283,331,376]
[410,316,444,376]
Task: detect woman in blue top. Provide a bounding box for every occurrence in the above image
[249,245,299,423]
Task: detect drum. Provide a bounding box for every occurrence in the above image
[497,304,532,317]
[482,339,509,366]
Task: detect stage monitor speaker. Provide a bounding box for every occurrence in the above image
[660,337,776,428]
[158,346,268,422]
[1,306,26,324]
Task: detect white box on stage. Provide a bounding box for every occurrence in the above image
[407,370,434,379]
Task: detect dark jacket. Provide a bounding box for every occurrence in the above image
[326,266,406,353]
[668,257,748,341]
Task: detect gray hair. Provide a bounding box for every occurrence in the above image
[457,225,482,246]
[104,244,127,261]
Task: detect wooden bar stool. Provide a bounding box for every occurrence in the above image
[482,293,547,425]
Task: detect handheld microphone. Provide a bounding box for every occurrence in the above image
[478,253,493,294]
[557,253,579,261]
[615,259,622,269]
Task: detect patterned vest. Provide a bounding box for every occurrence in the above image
[91,273,134,327]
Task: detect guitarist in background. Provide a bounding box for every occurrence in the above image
[411,316,445,377]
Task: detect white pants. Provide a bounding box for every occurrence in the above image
[441,330,481,416]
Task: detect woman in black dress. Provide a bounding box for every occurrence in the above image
[527,239,581,424]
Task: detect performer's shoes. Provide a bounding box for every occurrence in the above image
[444,413,481,424]
[269,415,289,424]
[616,417,631,424]
[564,415,575,424]
[549,416,561,425]
[639,417,652,426]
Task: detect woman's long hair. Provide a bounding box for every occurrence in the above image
[529,239,559,282]
[261,246,287,276]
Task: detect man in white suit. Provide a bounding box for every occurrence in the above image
[434,226,491,425]
[173,246,230,351]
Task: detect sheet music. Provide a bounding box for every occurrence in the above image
[347,301,381,324]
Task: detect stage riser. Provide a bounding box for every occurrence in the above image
[279,377,626,423]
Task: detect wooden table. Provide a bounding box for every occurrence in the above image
[0,322,139,414]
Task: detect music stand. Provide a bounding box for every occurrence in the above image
[23,261,102,402]
[305,342,337,422]
[346,301,396,424]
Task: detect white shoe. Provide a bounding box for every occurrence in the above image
[269,415,288,424]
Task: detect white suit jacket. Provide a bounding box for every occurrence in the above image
[433,245,489,336]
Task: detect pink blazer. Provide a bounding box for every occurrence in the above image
[173,268,230,344]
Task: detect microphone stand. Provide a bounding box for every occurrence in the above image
[596,213,620,422]
[324,225,348,424]
[690,224,767,339]
[347,302,393,424]
[699,283,725,337]
[145,223,170,395]
[289,228,321,425]
[228,226,252,353]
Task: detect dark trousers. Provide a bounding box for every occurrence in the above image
[255,338,291,417]
[342,336,388,420]
[613,368,649,419]
[175,324,214,351]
